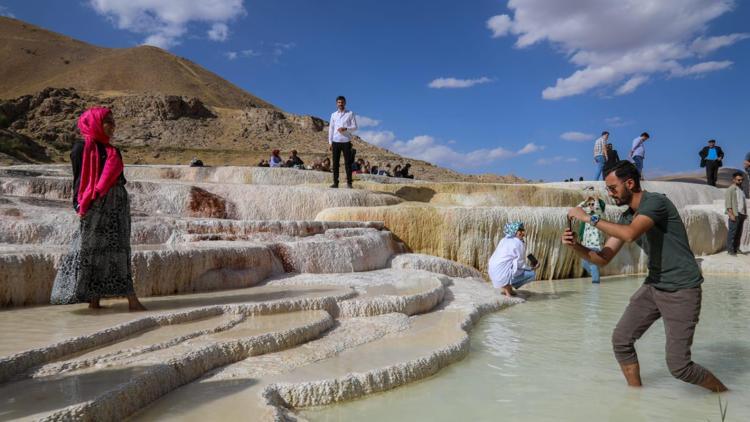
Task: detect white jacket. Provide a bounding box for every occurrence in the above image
[488,237,527,288]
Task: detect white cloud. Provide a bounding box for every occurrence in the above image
[356,116,381,128]
[616,75,649,95]
[0,6,15,17]
[358,130,541,168]
[88,0,245,49]
[357,130,396,147]
[518,142,544,154]
[488,0,747,99]
[560,131,594,142]
[691,33,750,55]
[225,49,258,60]
[605,116,631,127]
[272,42,295,57]
[487,15,512,38]
[671,60,733,76]
[536,156,579,165]
[207,23,229,42]
[428,77,493,89]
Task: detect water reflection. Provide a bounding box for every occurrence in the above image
[303,276,750,422]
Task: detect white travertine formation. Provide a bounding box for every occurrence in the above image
[317,204,728,279]
[389,253,484,279]
[1,164,747,421]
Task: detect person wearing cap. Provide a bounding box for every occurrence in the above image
[698,139,724,187]
[488,221,540,297]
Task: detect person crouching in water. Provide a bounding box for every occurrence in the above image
[488,222,539,297]
[578,188,606,283]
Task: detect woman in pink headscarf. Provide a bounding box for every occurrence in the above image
[50,107,146,311]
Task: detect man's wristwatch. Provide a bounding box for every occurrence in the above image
[589,215,600,226]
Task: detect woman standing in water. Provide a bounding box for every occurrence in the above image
[51,107,146,311]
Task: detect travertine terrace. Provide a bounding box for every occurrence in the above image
[0,164,747,420]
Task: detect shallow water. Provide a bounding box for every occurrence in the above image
[302,276,750,422]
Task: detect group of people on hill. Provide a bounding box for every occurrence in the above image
[591,131,647,180]
[257,149,306,169]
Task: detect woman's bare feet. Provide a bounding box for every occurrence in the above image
[127,295,147,312]
[502,286,517,297]
[88,298,102,309]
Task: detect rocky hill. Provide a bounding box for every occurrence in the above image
[0,17,525,183]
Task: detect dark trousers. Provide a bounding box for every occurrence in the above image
[612,284,708,385]
[705,160,720,186]
[727,213,747,253]
[331,141,353,185]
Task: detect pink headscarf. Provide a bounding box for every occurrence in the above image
[76,107,124,216]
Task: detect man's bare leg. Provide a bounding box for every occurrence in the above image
[698,371,728,392]
[619,362,642,387]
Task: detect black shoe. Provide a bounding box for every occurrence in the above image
[346,183,353,189]
[329,183,338,189]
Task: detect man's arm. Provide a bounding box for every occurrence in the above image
[568,206,655,243]
[562,230,625,266]
[349,113,358,132]
[328,116,334,144]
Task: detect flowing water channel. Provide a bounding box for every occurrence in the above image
[302,276,749,422]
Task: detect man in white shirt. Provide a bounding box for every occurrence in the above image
[593,131,609,181]
[328,96,358,188]
[629,132,650,179]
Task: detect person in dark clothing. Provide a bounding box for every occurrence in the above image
[401,163,414,179]
[393,164,402,177]
[287,150,304,168]
[604,143,620,171]
[189,157,204,167]
[699,139,724,187]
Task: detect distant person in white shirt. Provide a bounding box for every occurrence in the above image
[488,221,540,297]
[328,96,358,188]
[629,132,650,179]
[593,131,610,181]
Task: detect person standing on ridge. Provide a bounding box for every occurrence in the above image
[698,139,724,187]
[629,132,649,178]
[605,143,620,172]
[593,131,609,180]
[725,171,747,256]
[328,96,357,188]
[561,160,727,392]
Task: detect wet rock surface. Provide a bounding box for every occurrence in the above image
[1,164,746,420]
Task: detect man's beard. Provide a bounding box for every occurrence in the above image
[613,187,633,206]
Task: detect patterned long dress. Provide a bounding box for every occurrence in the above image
[50,180,135,304]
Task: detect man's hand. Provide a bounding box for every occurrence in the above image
[567,207,589,223]
[328,144,332,151]
[337,127,347,133]
[561,228,577,246]
[729,212,736,222]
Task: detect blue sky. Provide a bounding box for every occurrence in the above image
[2,0,749,181]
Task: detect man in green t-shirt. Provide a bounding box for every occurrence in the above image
[561,161,727,392]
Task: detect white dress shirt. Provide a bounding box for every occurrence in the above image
[329,109,358,144]
[631,136,646,158]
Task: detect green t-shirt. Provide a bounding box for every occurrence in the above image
[617,191,703,291]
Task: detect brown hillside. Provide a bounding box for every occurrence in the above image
[0,16,274,109]
[0,17,526,183]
